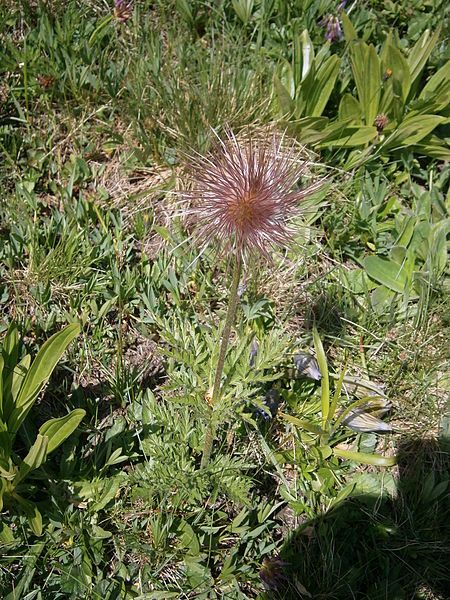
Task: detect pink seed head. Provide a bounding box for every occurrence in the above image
[184,129,320,260]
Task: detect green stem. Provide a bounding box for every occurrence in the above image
[201,255,242,468]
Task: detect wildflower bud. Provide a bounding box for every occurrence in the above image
[294,352,321,380]
[374,113,389,133]
[323,15,343,43]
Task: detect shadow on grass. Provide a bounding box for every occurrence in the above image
[267,436,450,599]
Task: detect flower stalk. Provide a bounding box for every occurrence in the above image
[201,254,242,468]
[184,128,321,469]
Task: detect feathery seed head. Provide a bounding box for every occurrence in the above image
[114,0,133,22]
[184,130,320,259]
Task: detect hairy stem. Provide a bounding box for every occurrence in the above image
[201,255,242,468]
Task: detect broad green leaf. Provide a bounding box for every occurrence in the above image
[412,135,450,160]
[13,494,43,536]
[38,409,86,454]
[382,44,411,103]
[390,246,407,265]
[176,519,200,556]
[2,323,19,370]
[384,114,446,148]
[91,524,112,539]
[90,475,123,512]
[299,29,314,82]
[308,55,341,117]
[363,256,409,293]
[419,59,450,103]
[380,30,396,62]
[3,355,31,421]
[431,220,450,276]
[0,521,15,544]
[102,446,129,469]
[407,27,441,89]
[338,94,362,123]
[333,448,396,466]
[13,434,48,486]
[351,472,398,497]
[88,14,114,47]
[337,267,377,294]
[8,324,80,434]
[294,116,330,144]
[328,482,357,507]
[340,12,357,42]
[370,285,395,314]
[350,42,381,125]
[312,326,329,429]
[232,0,254,24]
[273,74,294,117]
[395,215,416,247]
[319,125,378,147]
[415,60,450,114]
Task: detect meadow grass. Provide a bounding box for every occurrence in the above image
[0,1,449,598]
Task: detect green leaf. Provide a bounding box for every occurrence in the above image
[341,12,357,42]
[278,412,323,435]
[0,521,15,544]
[298,28,315,82]
[176,519,200,556]
[329,361,347,424]
[407,27,441,89]
[350,42,381,125]
[2,323,19,370]
[333,448,396,467]
[294,116,330,144]
[38,409,85,454]
[8,324,80,434]
[273,73,294,117]
[232,0,254,24]
[3,355,31,421]
[312,326,329,430]
[384,114,446,148]
[90,475,123,512]
[14,494,43,536]
[350,472,397,497]
[0,477,5,511]
[363,256,409,293]
[338,94,362,123]
[13,434,49,486]
[419,59,450,111]
[320,124,377,147]
[412,135,450,160]
[382,44,411,103]
[308,55,341,117]
[370,285,394,313]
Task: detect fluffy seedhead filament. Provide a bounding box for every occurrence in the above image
[185,130,320,260]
